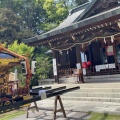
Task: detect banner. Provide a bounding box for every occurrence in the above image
[53,58,57,76]
[106,46,114,56]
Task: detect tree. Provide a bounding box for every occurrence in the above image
[8,40,34,59]
[0,7,34,43]
[41,0,89,32]
[36,57,52,79]
[30,46,52,86]
[7,40,35,86]
[0,0,89,41]
[0,8,21,43]
[42,0,69,31]
[33,46,53,79]
[0,0,46,37]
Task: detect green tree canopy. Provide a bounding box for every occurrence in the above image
[0,8,21,43]
[7,40,35,86]
[8,40,35,59]
[0,0,89,42]
[42,0,69,31]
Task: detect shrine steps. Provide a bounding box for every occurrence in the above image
[59,74,120,83]
[84,74,120,83]
[49,82,120,103]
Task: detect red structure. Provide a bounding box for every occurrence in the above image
[0,45,32,105]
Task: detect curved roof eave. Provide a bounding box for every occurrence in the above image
[23,5,120,45]
[22,0,98,44]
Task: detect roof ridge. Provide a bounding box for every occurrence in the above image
[69,2,90,16]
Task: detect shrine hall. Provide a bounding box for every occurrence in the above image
[22,0,120,83]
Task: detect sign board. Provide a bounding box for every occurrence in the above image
[9,72,15,81]
[53,58,57,76]
[76,63,81,69]
[106,46,114,56]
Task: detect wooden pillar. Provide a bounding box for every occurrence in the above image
[75,45,84,83]
[113,41,117,65]
[52,50,59,83]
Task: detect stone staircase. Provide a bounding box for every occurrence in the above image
[48,74,120,103]
[60,74,120,83]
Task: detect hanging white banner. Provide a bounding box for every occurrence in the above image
[53,58,57,76]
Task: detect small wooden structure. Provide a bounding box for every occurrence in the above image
[0,45,32,106]
[23,0,120,83]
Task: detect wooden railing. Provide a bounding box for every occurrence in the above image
[58,68,75,77]
[86,63,120,76]
[58,64,120,77]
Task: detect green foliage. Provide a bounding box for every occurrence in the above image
[31,74,39,86]
[0,8,21,43]
[8,40,34,59]
[40,23,58,33]
[7,41,35,86]
[33,46,53,80]
[0,0,89,42]
[42,0,69,31]
[36,57,52,79]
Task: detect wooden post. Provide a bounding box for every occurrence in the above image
[26,101,39,118]
[75,45,84,83]
[53,95,66,120]
[52,50,59,83]
[113,40,117,65]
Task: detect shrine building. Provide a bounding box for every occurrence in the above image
[22,0,120,83]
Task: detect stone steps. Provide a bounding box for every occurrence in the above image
[63,92,120,98]
[48,82,120,103]
[74,88,120,92]
[60,74,120,84]
[51,83,120,88]
[61,97,120,103]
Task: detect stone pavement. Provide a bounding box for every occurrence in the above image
[11,98,120,120]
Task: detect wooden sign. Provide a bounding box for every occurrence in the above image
[53,59,57,76]
[106,46,114,56]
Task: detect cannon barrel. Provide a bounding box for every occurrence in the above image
[30,86,66,95]
[0,86,80,114]
[0,86,66,104]
[31,86,51,92]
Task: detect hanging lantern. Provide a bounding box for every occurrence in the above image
[111,36,114,43]
[89,42,91,45]
[70,47,72,51]
[104,37,106,44]
[59,50,62,55]
[82,62,88,68]
[48,42,52,46]
[67,50,69,54]
[86,61,91,66]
